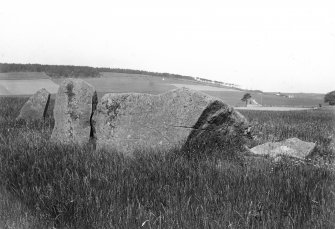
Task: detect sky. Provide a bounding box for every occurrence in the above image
[0,0,334,93]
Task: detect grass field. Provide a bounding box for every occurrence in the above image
[0,72,50,80]
[0,72,326,107]
[0,96,334,228]
[0,72,59,96]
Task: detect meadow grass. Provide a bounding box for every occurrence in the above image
[0,185,52,229]
[240,109,335,160]
[0,97,334,228]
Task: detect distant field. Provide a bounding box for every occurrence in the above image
[52,72,178,95]
[0,71,326,107]
[171,83,238,92]
[203,91,325,107]
[0,72,59,95]
[0,80,58,96]
[0,72,49,80]
[236,106,314,111]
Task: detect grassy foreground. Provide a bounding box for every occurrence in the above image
[0,97,334,228]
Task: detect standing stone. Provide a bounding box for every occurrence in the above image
[250,138,316,160]
[92,88,249,156]
[16,88,50,122]
[51,79,97,145]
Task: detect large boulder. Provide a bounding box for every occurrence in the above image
[250,138,316,160]
[51,79,97,145]
[92,88,249,156]
[16,88,50,122]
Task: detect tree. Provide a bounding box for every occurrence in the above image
[241,93,252,106]
[324,90,335,105]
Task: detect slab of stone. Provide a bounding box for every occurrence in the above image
[16,88,50,122]
[250,138,316,160]
[92,87,249,156]
[50,78,97,145]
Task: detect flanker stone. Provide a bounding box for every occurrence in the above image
[50,78,97,145]
[16,88,50,122]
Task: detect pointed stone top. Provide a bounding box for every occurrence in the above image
[16,88,51,122]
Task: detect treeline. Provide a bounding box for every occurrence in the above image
[0,63,195,80]
[0,63,100,78]
[98,67,195,81]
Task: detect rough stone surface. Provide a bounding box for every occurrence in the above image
[250,138,316,160]
[92,88,249,155]
[51,78,97,145]
[16,88,50,122]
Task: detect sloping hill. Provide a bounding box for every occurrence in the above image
[0,70,326,107]
[0,72,50,80]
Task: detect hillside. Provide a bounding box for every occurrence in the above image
[0,63,100,78]
[0,63,239,88]
[0,63,194,81]
[0,64,326,107]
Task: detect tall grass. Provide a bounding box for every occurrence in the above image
[0,97,334,228]
[0,185,51,229]
[240,109,335,160]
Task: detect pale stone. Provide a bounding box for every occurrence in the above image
[50,78,97,145]
[16,88,50,122]
[250,138,316,160]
